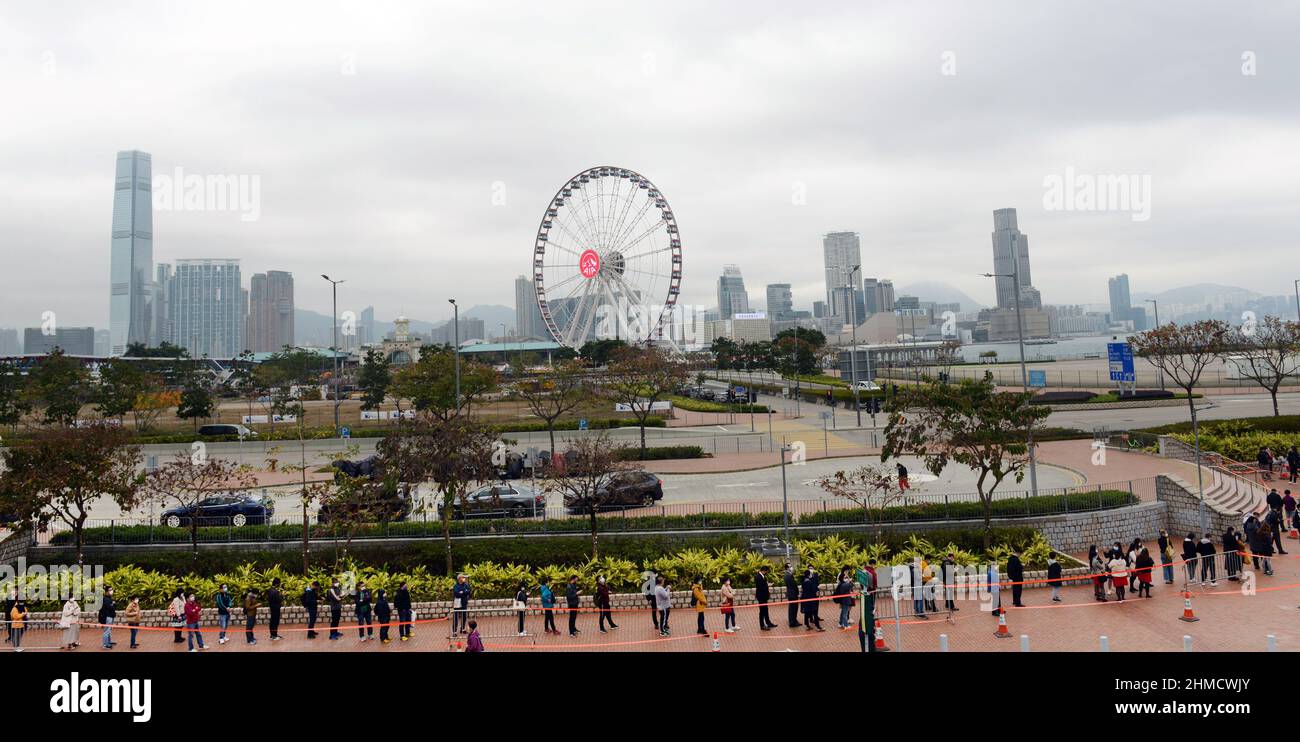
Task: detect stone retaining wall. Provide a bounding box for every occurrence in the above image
[1156,474,1237,537]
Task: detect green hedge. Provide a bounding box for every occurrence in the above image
[614,445,706,461]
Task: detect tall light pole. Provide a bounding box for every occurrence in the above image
[1293,279,1300,323]
[981,265,1039,498]
[448,299,461,413]
[848,264,862,427]
[779,443,793,562]
[1145,299,1165,390]
[321,275,345,434]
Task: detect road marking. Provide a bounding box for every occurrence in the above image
[715,482,769,488]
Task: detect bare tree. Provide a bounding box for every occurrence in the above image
[1225,316,1300,416]
[138,452,256,559]
[1131,319,1229,423]
[541,431,639,558]
[817,464,903,540]
[514,359,589,455]
[603,347,688,458]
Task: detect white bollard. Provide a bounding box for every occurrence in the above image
[1183,635,1193,652]
[939,634,949,652]
[1099,635,1110,652]
[1020,634,1030,652]
[1268,634,1278,652]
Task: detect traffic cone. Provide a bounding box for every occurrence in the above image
[994,610,1011,638]
[873,619,890,652]
[1179,591,1199,623]
[711,632,721,652]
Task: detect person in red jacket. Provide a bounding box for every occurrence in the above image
[183,592,207,652]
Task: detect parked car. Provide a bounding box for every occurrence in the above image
[319,457,414,524]
[161,494,274,528]
[564,471,664,513]
[439,483,546,519]
[851,380,881,391]
[496,450,551,479]
[197,424,258,438]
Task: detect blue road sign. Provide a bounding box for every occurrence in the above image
[578,418,588,431]
[734,386,746,395]
[1028,370,1047,388]
[340,426,351,439]
[1107,342,1135,383]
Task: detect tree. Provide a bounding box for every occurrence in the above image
[514,359,589,455]
[176,363,215,431]
[541,432,638,558]
[125,341,189,359]
[0,424,142,562]
[26,349,87,426]
[390,348,497,421]
[1224,315,1300,416]
[375,416,498,574]
[0,360,31,434]
[1131,319,1229,425]
[710,337,741,370]
[94,358,146,423]
[139,452,256,559]
[356,348,392,411]
[604,347,688,458]
[258,348,328,564]
[578,338,628,367]
[881,374,1049,548]
[816,465,904,540]
[131,382,176,432]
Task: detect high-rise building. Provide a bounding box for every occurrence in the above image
[431,316,486,347]
[716,265,750,320]
[152,264,174,347]
[515,275,548,340]
[0,329,19,356]
[247,271,295,353]
[813,301,828,319]
[360,306,375,347]
[94,329,110,356]
[823,231,865,320]
[991,208,1037,310]
[109,150,154,355]
[863,278,879,314]
[765,284,793,320]
[1108,274,1132,319]
[23,327,96,356]
[173,259,243,358]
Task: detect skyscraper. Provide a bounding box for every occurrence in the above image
[152,263,174,347]
[109,150,154,355]
[172,259,243,358]
[248,271,295,353]
[716,265,750,320]
[991,208,1038,310]
[1108,274,1132,319]
[823,231,864,320]
[765,283,793,320]
[515,275,548,340]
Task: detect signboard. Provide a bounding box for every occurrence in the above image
[614,401,673,412]
[242,415,269,424]
[579,250,601,279]
[733,386,746,396]
[340,427,351,439]
[577,418,588,431]
[271,414,297,424]
[1107,342,1135,383]
[360,410,415,421]
[1028,370,1047,388]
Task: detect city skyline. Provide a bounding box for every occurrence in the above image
[5,2,1300,331]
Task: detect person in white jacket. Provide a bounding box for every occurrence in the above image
[59,597,81,649]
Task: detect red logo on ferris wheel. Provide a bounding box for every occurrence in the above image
[579,250,601,279]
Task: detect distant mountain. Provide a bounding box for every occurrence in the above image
[461,305,516,336]
[1132,283,1262,308]
[896,281,987,312]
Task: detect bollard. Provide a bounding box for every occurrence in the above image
[1268,634,1277,652]
[939,634,949,652]
[711,632,720,653]
[1183,635,1193,652]
[1099,635,1110,652]
[1019,634,1030,653]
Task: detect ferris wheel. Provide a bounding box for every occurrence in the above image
[533,166,682,349]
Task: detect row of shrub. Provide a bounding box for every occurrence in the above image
[55,490,1130,547]
[16,531,1057,611]
[1140,415,1300,436]
[667,395,769,414]
[613,445,706,461]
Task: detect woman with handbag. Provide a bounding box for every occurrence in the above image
[59,596,81,650]
[691,579,708,636]
[167,589,185,643]
[720,577,738,633]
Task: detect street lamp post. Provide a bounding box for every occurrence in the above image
[1293,279,1300,323]
[981,265,1039,499]
[448,299,461,413]
[848,264,861,427]
[1145,299,1165,390]
[321,275,345,434]
[779,443,793,562]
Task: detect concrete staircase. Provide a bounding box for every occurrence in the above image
[1198,465,1267,517]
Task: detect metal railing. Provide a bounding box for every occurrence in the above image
[34,479,1152,548]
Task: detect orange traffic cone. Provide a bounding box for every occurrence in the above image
[711,632,721,652]
[874,619,890,652]
[1179,591,1199,623]
[994,610,1011,638]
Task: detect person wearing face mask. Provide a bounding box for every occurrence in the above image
[215,583,233,644]
[328,581,344,640]
[98,586,117,649]
[596,575,617,632]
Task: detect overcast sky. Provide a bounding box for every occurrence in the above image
[2,0,1298,328]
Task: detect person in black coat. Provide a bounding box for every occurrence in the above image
[565,575,582,636]
[394,581,413,641]
[755,565,776,630]
[1267,508,1288,555]
[375,589,392,644]
[784,564,800,628]
[327,580,344,640]
[301,581,320,639]
[98,587,117,649]
[355,582,374,640]
[1046,553,1063,602]
[267,578,283,641]
[800,569,824,631]
[1007,552,1025,607]
[1196,535,1217,585]
[1181,533,1199,584]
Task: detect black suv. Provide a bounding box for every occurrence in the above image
[439,483,546,519]
[564,471,664,513]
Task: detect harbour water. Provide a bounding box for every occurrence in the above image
[955,334,1133,363]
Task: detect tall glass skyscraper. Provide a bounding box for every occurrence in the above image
[109,150,154,355]
[822,231,864,322]
[991,208,1037,309]
[716,265,750,320]
[173,259,243,358]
